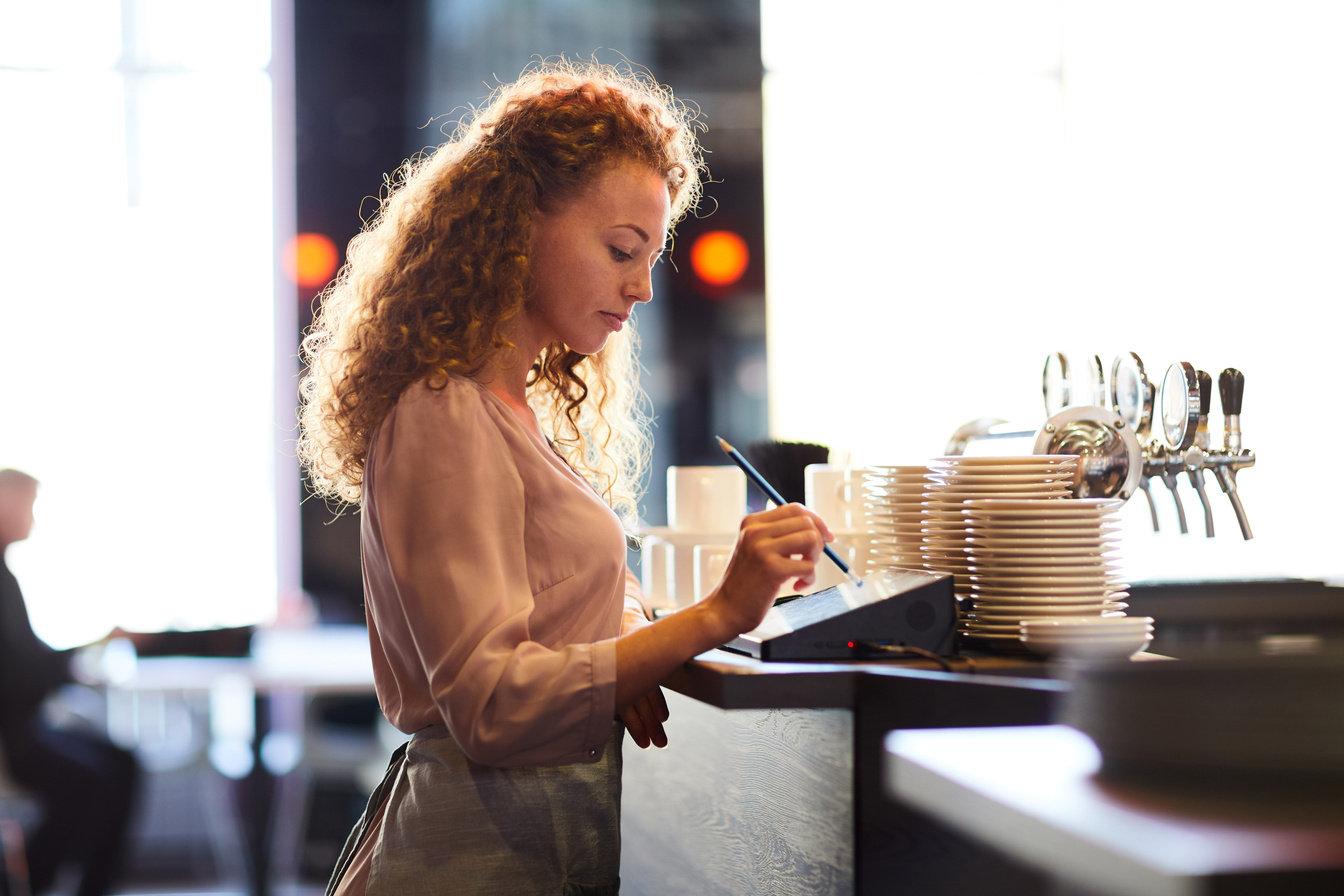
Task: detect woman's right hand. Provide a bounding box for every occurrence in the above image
[701,503,833,639]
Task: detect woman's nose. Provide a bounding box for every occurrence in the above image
[628,268,654,304]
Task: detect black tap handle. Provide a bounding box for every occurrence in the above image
[1219,368,1244,416]
[1196,370,1212,416]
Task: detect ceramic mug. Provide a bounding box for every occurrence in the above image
[805,465,864,532]
[667,465,747,532]
[639,536,673,610]
[693,544,734,604]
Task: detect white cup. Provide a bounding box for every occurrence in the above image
[667,466,747,532]
[805,465,864,533]
[640,536,673,610]
[693,544,734,603]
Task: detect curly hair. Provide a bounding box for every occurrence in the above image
[297,60,705,524]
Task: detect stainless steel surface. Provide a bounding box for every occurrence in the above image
[1042,352,1070,416]
[1109,352,1154,436]
[1032,405,1143,502]
[1111,352,1159,530]
[943,416,1014,456]
[1159,361,1200,451]
[952,353,1256,539]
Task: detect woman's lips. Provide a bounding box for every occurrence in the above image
[600,311,626,332]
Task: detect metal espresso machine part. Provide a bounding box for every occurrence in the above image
[947,352,1256,540]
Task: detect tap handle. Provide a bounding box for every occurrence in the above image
[1197,370,1212,417]
[1212,464,1255,540]
[1219,368,1244,417]
[1160,469,1189,535]
[1187,468,1215,538]
[1138,477,1160,532]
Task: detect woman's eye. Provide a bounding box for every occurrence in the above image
[609,246,634,262]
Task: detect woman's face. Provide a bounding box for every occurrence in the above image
[522,161,672,358]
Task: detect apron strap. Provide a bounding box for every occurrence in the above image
[325,740,409,896]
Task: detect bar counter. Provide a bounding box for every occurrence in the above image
[620,647,1071,896]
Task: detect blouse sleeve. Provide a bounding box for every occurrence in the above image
[363,385,620,767]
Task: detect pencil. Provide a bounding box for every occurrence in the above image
[715,436,864,587]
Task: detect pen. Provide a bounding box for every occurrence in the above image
[715,436,864,587]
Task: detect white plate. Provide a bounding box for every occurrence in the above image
[929,455,1079,466]
[970,566,1121,579]
[928,470,1077,481]
[1022,635,1152,659]
[968,605,1118,620]
[965,497,1117,510]
[966,522,1123,532]
[958,630,1028,642]
[964,505,1120,517]
[968,545,1120,558]
[1022,615,1152,630]
[970,581,1125,593]
[967,535,1123,547]
[926,488,1073,499]
[961,621,1028,633]
[969,591,1130,605]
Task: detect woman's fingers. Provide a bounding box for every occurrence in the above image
[703,502,834,635]
[620,689,669,749]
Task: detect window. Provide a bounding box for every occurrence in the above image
[762,0,1344,581]
[0,0,290,646]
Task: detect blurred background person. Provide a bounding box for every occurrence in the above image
[0,469,140,896]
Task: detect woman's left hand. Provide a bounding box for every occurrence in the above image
[620,686,670,749]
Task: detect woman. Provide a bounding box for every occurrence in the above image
[299,61,831,895]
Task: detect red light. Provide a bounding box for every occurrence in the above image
[689,230,749,288]
[847,641,855,649]
[283,233,339,289]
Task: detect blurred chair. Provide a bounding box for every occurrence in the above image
[0,741,38,896]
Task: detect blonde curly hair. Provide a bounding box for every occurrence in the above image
[297,60,705,524]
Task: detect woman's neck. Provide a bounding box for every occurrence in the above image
[476,355,541,436]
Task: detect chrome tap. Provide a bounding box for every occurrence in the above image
[1208,368,1255,540]
[1183,370,1216,537]
[1154,361,1200,535]
[950,354,1256,543]
[1109,352,1161,531]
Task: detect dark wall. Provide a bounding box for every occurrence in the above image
[295,0,766,613]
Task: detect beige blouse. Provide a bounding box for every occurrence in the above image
[359,374,649,768]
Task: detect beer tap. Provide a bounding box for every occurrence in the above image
[1209,368,1255,540]
[959,353,1256,542]
[1155,361,1200,535]
[1182,370,1216,537]
[1109,352,1160,531]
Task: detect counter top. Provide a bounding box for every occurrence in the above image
[662,646,1071,712]
[884,724,1344,896]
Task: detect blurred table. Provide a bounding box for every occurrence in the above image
[884,725,1344,896]
[108,625,377,896]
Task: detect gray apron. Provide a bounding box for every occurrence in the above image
[328,721,623,896]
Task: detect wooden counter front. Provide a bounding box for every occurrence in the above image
[620,649,1068,896]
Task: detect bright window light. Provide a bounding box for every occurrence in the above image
[763,0,1344,582]
[0,1,282,647]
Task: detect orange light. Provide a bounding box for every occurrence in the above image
[283,233,339,289]
[690,230,749,288]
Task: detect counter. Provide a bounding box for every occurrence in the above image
[884,725,1344,895]
[619,648,1069,896]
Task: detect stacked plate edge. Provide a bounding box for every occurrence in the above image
[959,497,1128,646]
[919,456,1080,601]
[860,465,930,575]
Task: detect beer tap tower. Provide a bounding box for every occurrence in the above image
[1029,352,1256,540]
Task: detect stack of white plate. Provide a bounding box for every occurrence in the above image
[959,497,1127,645]
[920,456,1079,600]
[859,465,930,575]
[1020,615,1154,659]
